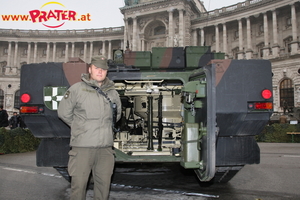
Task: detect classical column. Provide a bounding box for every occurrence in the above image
[272,11,278,45]
[263,12,270,58]
[140,37,144,51]
[102,41,106,57]
[71,42,75,57]
[6,42,12,73]
[179,9,184,46]
[272,10,280,58]
[121,39,124,49]
[27,42,31,64]
[89,41,93,62]
[33,42,37,63]
[246,17,253,59]
[291,4,297,42]
[168,10,174,47]
[14,42,18,67]
[7,42,12,66]
[83,42,87,62]
[291,3,298,55]
[222,23,228,57]
[237,19,244,59]
[108,40,112,59]
[215,25,219,52]
[238,19,243,51]
[123,18,128,49]
[141,39,145,51]
[52,43,56,62]
[200,28,205,46]
[7,42,11,67]
[246,18,252,50]
[64,42,69,63]
[193,29,197,46]
[263,13,269,47]
[46,42,50,63]
[132,16,137,51]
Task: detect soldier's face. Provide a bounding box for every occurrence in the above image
[89,64,107,84]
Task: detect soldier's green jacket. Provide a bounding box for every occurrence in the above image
[58,73,122,148]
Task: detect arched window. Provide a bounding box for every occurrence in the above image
[280,78,294,108]
[14,90,20,109]
[0,89,4,106]
[154,26,165,35]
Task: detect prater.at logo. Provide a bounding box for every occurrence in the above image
[29,1,91,28]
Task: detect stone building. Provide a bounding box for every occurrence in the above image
[0,0,299,116]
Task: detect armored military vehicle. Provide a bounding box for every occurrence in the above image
[19,46,273,183]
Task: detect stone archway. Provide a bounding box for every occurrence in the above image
[143,20,167,51]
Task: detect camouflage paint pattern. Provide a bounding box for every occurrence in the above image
[151,47,185,69]
[185,46,225,69]
[123,50,151,68]
[19,46,273,181]
[122,46,224,70]
[62,58,88,85]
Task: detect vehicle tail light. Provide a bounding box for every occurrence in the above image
[20,106,39,114]
[20,93,31,103]
[248,102,273,110]
[254,102,273,110]
[261,89,272,99]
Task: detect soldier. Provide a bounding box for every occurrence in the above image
[58,55,122,200]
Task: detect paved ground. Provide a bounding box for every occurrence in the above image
[1,142,300,200]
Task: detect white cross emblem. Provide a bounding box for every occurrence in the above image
[44,86,67,110]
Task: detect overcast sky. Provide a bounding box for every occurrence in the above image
[0,0,243,30]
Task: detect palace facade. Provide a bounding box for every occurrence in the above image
[0,0,299,116]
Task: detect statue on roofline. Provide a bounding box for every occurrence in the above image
[124,0,139,6]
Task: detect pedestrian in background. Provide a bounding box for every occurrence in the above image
[0,105,9,128]
[18,115,27,129]
[58,55,122,200]
[9,112,19,129]
[283,99,288,114]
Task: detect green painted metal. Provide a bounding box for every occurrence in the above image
[43,86,68,110]
[214,52,225,59]
[180,123,201,168]
[151,47,185,69]
[124,51,151,68]
[185,46,225,69]
[121,46,224,71]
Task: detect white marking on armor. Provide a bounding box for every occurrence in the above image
[57,96,63,101]
[44,96,52,101]
[53,100,58,110]
[44,87,64,110]
[53,87,58,96]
